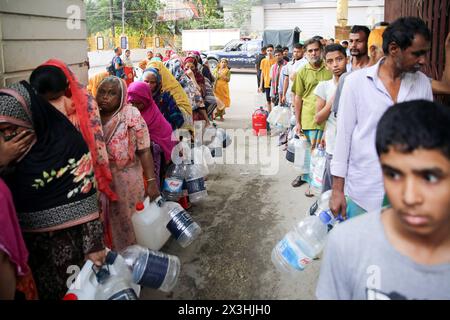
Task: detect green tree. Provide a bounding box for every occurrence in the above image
[179,0,224,30]
[86,0,165,36]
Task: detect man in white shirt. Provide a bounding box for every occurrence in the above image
[280,43,308,107]
[330,17,434,219]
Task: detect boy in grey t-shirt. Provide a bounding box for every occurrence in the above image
[316,100,450,300]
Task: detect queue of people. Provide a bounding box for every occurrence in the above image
[0,45,233,299]
[265,16,450,299]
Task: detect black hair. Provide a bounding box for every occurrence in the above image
[294,43,304,50]
[341,40,349,46]
[382,16,431,54]
[350,25,371,40]
[304,38,323,50]
[312,35,323,41]
[125,49,130,53]
[266,44,274,49]
[329,38,335,42]
[282,46,289,51]
[274,48,284,55]
[324,44,347,57]
[376,100,450,160]
[261,46,267,51]
[29,65,68,94]
[114,47,121,53]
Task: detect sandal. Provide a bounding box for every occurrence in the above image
[305,189,315,197]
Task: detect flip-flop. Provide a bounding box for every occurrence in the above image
[305,191,315,198]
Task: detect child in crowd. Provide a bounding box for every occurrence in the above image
[317,100,450,300]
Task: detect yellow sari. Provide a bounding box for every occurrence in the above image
[213,67,231,116]
[147,61,194,132]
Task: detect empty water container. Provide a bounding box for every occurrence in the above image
[159,200,202,248]
[132,197,171,251]
[162,164,186,201]
[185,163,208,203]
[121,245,180,293]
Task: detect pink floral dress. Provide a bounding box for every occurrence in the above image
[103,104,150,251]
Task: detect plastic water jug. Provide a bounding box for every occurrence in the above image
[159,200,202,248]
[310,145,326,195]
[132,196,171,251]
[162,164,186,201]
[64,251,141,300]
[271,211,337,275]
[294,135,310,174]
[94,252,139,300]
[185,163,208,203]
[121,245,180,293]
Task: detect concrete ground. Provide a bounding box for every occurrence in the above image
[140,73,321,300]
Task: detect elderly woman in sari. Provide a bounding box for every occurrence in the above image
[96,77,160,251]
[146,60,194,132]
[0,81,106,300]
[142,67,186,131]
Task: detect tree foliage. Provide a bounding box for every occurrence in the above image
[86,0,227,36]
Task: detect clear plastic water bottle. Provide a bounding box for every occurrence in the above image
[271,212,336,275]
[94,252,138,300]
[310,145,326,195]
[312,190,344,229]
[294,135,310,173]
[162,164,186,201]
[159,200,202,248]
[185,163,208,203]
[121,245,180,293]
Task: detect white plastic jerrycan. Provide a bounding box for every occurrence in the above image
[132,196,171,251]
[63,251,141,300]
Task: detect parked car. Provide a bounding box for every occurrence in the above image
[201,28,300,71]
[202,39,263,70]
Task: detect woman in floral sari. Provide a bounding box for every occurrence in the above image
[96,77,160,251]
[0,82,106,300]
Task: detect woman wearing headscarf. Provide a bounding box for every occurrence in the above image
[166,56,209,125]
[97,77,160,251]
[184,56,218,120]
[30,60,116,202]
[142,67,186,130]
[146,60,194,132]
[127,81,178,187]
[0,82,106,300]
[212,58,231,120]
[189,51,215,84]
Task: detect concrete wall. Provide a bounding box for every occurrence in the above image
[0,0,89,87]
